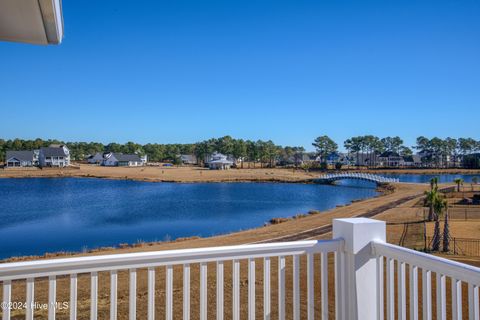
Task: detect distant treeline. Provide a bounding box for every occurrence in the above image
[1,135,479,168]
[0,137,304,167]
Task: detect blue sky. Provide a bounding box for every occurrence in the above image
[1,0,479,151]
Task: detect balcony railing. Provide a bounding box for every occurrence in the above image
[1,218,479,320]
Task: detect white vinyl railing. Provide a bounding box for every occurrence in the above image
[0,239,343,320]
[1,218,479,320]
[373,241,480,320]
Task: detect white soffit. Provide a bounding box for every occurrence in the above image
[0,0,63,45]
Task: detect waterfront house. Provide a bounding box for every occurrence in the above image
[39,145,70,167]
[5,150,38,167]
[207,152,234,170]
[180,154,198,165]
[324,152,351,166]
[87,152,105,164]
[350,152,379,167]
[103,152,144,167]
[402,154,423,167]
[379,151,404,167]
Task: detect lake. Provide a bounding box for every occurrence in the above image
[1,174,477,259]
[0,178,378,258]
[390,174,479,184]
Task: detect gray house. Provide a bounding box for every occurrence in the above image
[180,154,198,165]
[5,150,38,167]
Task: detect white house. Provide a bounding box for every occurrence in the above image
[207,152,233,170]
[103,153,144,167]
[39,145,70,167]
[5,150,38,167]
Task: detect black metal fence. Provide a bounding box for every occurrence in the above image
[427,236,480,257]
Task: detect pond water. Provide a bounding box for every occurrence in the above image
[0,178,379,258]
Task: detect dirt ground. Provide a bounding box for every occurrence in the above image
[2,163,480,183]
[0,164,316,183]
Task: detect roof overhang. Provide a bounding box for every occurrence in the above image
[0,0,63,45]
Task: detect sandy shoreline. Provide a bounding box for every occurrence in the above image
[1,164,479,184]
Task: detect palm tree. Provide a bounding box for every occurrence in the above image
[424,177,440,221]
[430,177,439,190]
[431,196,447,252]
[442,202,450,252]
[424,189,438,222]
[454,178,464,192]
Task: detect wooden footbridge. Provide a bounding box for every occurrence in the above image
[313,172,399,185]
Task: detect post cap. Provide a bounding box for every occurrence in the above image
[333,218,386,254]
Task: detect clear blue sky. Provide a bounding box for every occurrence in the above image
[1,0,479,151]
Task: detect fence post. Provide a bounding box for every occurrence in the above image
[333,218,386,320]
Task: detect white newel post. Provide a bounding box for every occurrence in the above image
[333,218,386,320]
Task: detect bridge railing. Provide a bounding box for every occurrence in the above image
[317,173,399,183]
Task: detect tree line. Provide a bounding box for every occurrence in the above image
[1,135,479,168]
[0,137,305,167]
[312,135,480,168]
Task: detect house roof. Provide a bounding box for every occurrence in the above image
[181,154,197,162]
[40,147,67,157]
[0,0,64,45]
[380,151,400,158]
[113,153,141,162]
[210,159,233,164]
[6,150,35,162]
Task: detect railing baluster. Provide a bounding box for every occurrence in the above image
[278,256,286,320]
[376,256,384,320]
[2,280,11,320]
[26,278,34,320]
[292,255,300,320]
[48,276,56,320]
[321,252,328,320]
[69,275,78,320]
[307,253,314,320]
[436,274,446,320]
[386,258,394,320]
[398,261,406,320]
[409,265,418,320]
[110,271,117,320]
[166,266,173,320]
[451,279,462,320]
[248,258,256,320]
[129,269,136,320]
[183,264,190,320]
[334,251,344,320]
[200,263,207,320]
[233,259,240,320]
[217,261,224,320]
[468,284,479,320]
[148,267,155,320]
[91,272,98,320]
[264,257,271,320]
[422,269,432,320]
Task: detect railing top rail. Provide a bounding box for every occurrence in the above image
[0,239,343,281]
[372,241,480,286]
